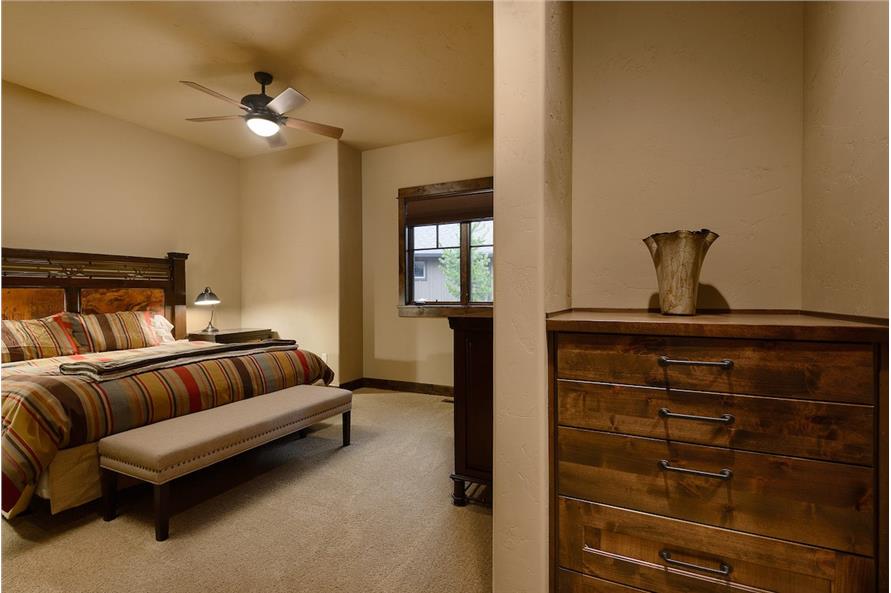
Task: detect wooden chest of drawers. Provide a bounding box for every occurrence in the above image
[547,310,888,593]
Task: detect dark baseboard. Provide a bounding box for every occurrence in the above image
[338,378,366,392]
[338,377,453,397]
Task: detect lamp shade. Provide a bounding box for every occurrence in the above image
[194,287,220,306]
[246,116,280,137]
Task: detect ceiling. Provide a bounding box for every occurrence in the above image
[2,1,493,158]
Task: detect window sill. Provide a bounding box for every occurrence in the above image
[398,305,493,318]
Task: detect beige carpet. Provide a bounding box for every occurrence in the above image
[2,389,492,593]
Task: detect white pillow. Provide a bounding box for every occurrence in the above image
[151,314,176,344]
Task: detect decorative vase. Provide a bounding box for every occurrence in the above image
[643,229,718,315]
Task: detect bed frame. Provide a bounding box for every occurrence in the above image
[2,248,191,513]
[1,248,189,338]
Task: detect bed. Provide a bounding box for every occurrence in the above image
[1,248,334,518]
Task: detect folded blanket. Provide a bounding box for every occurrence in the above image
[59,339,299,381]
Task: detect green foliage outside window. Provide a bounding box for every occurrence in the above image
[439,223,493,302]
[440,248,461,299]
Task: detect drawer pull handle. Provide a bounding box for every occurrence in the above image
[660,549,732,577]
[659,356,734,369]
[659,459,732,480]
[659,408,735,425]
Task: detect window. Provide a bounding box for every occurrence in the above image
[411,223,460,302]
[397,177,493,316]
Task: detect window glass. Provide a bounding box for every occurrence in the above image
[405,217,493,307]
[412,248,460,303]
[413,225,436,249]
[470,245,494,302]
[471,220,493,246]
[438,223,460,248]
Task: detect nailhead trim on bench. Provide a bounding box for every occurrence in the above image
[100,402,352,479]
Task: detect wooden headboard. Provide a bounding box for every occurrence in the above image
[1,248,189,339]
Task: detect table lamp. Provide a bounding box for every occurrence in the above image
[194,287,220,333]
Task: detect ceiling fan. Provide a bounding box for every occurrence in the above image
[180,71,344,148]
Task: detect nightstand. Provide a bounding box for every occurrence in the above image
[187,328,274,344]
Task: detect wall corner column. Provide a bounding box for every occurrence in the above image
[493,2,572,592]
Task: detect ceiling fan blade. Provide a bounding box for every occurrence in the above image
[267,88,309,115]
[180,81,248,111]
[265,134,287,148]
[185,115,244,122]
[283,117,344,139]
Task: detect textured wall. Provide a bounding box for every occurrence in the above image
[361,130,493,387]
[338,143,364,383]
[572,2,803,311]
[240,143,342,377]
[544,0,573,311]
[803,2,889,318]
[492,2,572,591]
[1,81,243,331]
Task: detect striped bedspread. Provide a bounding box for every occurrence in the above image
[1,341,334,518]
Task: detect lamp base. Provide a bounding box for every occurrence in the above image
[202,322,219,333]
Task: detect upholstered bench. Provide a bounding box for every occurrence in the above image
[98,385,352,540]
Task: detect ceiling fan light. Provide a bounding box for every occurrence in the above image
[246,116,280,137]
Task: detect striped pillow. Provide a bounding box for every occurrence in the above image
[1,313,91,363]
[81,311,161,353]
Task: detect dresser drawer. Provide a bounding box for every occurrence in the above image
[557,380,874,465]
[558,497,875,593]
[557,427,874,555]
[556,334,875,404]
[557,569,649,593]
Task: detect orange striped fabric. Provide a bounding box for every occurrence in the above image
[80,311,160,352]
[1,313,91,363]
[1,342,334,518]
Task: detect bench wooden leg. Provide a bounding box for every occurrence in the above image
[342,411,351,447]
[154,483,170,541]
[101,469,117,521]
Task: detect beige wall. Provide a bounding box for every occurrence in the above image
[240,141,363,384]
[571,2,804,311]
[492,2,572,591]
[362,130,493,387]
[1,81,242,331]
[239,142,342,375]
[338,143,364,383]
[803,1,889,318]
[544,1,573,311]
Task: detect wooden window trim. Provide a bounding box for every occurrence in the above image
[398,304,493,318]
[398,176,493,199]
[459,222,471,304]
[398,177,493,318]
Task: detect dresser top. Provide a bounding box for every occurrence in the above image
[546,309,888,342]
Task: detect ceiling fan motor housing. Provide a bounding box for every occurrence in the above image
[241,93,275,112]
[241,71,280,120]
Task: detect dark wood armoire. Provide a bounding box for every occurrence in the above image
[448,316,493,505]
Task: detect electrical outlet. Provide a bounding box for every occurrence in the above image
[320,352,328,362]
